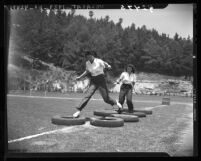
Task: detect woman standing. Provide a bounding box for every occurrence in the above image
[115,64,136,113]
[73,51,122,118]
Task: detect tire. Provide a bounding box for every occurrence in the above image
[110,114,139,122]
[122,112,146,117]
[93,110,118,117]
[121,109,152,114]
[51,115,86,126]
[90,117,124,127]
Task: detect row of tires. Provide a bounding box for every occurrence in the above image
[51,109,152,128]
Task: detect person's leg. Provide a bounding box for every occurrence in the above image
[98,84,116,106]
[76,84,97,111]
[126,87,134,113]
[118,84,127,107]
[97,75,121,108]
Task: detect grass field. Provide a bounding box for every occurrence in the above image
[6,92,194,156]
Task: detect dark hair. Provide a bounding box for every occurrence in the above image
[92,51,97,57]
[84,51,92,56]
[125,64,135,73]
[84,50,96,57]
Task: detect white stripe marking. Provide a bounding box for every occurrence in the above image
[8,94,192,105]
[8,126,75,143]
[144,105,167,110]
[7,94,161,103]
[7,94,86,100]
[8,121,96,144]
[144,103,193,110]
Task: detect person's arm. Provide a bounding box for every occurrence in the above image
[76,62,91,81]
[75,70,89,81]
[103,61,111,69]
[131,74,137,87]
[115,73,124,84]
[99,59,111,69]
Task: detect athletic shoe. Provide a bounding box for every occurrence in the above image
[116,100,122,109]
[73,110,81,118]
[116,100,122,114]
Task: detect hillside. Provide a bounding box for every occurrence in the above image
[7,57,193,97]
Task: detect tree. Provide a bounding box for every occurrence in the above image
[117,18,123,26]
[8,9,193,78]
[174,32,179,41]
[89,11,94,18]
[105,15,110,22]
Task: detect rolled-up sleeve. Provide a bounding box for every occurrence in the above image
[99,59,106,68]
[120,72,124,80]
[86,62,89,71]
[133,74,137,82]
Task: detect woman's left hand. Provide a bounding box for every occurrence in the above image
[107,65,112,70]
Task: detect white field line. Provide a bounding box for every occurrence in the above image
[8,126,75,143]
[7,94,193,105]
[144,105,167,110]
[8,121,96,144]
[7,94,160,103]
[144,102,193,110]
[7,94,88,100]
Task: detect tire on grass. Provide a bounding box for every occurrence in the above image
[122,112,146,117]
[110,114,139,122]
[90,117,124,127]
[93,110,118,117]
[51,115,86,126]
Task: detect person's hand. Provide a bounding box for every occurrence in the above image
[114,82,118,85]
[106,65,112,70]
[114,81,120,85]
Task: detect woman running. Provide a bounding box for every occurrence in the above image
[115,64,136,113]
[73,51,122,118]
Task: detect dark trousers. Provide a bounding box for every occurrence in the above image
[77,74,116,111]
[119,84,134,112]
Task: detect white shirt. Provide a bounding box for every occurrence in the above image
[118,72,137,84]
[86,58,108,76]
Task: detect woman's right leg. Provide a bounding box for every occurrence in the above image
[118,84,127,106]
[96,75,117,106]
[126,88,134,113]
[76,84,97,111]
